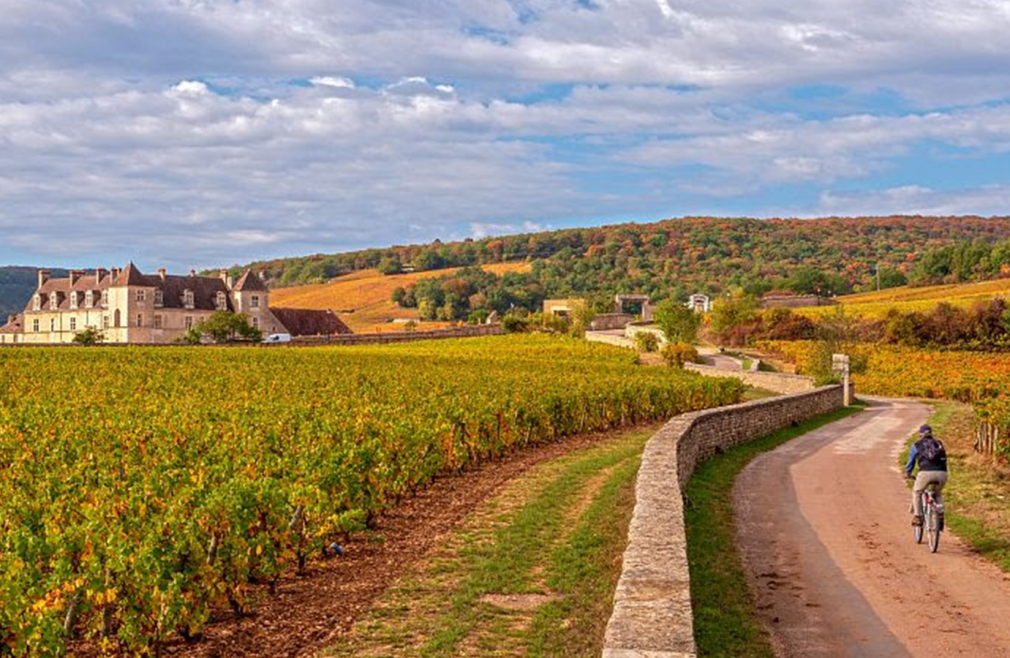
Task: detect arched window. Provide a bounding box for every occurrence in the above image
[114,309,121,328]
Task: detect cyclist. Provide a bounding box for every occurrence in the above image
[904,424,948,527]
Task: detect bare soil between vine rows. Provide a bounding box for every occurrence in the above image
[144,426,655,658]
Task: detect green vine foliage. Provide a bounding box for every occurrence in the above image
[0,336,743,655]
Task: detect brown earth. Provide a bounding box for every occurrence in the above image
[152,425,654,658]
[735,397,1010,657]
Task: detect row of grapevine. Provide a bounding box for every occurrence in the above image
[762,340,1010,459]
[0,335,743,655]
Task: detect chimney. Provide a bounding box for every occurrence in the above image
[95,268,107,285]
[258,271,266,282]
[189,269,197,277]
[158,267,167,281]
[110,267,120,281]
[37,269,50,289]
[219,269,228,282]
[69,270,82,286]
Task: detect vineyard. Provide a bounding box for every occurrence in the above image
[0,336,743,656]
[762,340,1010,459]
[270,263,530,333]
[798,277,1010,320]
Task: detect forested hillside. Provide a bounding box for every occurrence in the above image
[233,216,1010,303]
[0,267,61,320]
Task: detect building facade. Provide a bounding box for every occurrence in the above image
[1,264,349,345]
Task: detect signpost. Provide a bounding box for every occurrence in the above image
[832,353,851,406]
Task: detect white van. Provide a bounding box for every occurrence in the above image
[262,333,292,344]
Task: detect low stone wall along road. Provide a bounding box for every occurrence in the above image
[735,397,1010,657]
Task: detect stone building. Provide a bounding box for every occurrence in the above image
[0,264,350,345]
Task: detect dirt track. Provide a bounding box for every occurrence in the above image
[735,397,1010,657]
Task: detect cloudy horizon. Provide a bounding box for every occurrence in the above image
[3,0,1010,270]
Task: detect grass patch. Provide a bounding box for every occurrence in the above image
[741,386,779,402]
[686,403,865,657]
[904,401,1010,571]
[325,426,656,657]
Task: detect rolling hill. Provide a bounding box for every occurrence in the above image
[801,277,1010,319]
[270,262,530,333]
[235,216,1010,302]
[0,267,66,321]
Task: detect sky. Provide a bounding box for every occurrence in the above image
[2,0,1010,270]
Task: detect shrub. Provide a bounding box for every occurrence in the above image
[634,331,660,352]
[72,326,104,346]
[661,341,699,368]
[502,309,531,334]
[654,299,700,343]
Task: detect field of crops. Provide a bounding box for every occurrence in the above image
[0,336,742,655]
[763,341,1010,401]
[798,278,1010,320]
[271,263,530,333]
[762,340,1010,461]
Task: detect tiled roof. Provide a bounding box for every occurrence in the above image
[27,265,235,313]
[0,314,22,334]
[271,308,352,336]
[115,262,147,287]
[233,270,267,292]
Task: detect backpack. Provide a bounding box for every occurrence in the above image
[920,436,946,463]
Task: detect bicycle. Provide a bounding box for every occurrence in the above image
[913,487,944,553]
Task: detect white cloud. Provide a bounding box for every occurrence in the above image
[310,76,355,89]
[470,221,548,239]
[1,1,1010,266]
[818,185,1010,217]
[171,80,209,95]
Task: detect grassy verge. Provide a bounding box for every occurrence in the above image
[324,425,657,657]
[686,403,865,657]
[903,401,1010,571]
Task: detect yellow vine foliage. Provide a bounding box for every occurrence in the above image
[0,335,741,655]
[271,263,530,333]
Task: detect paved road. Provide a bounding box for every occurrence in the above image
[734,397,1010,657]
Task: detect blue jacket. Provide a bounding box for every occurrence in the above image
[905,436,947,476]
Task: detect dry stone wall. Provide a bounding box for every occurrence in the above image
[603,385,848,657]
[684,362,815,395]
[291,323,502,346]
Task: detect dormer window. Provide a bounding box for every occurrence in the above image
[69,292,78,310]
[85,291,94,309]
[32,294,41,311]
[49,294,59,311]
[154,289,164,308]
[183,289,195,309]
[215,291,228,311]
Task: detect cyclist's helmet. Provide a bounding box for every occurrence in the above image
[919,424,932,436]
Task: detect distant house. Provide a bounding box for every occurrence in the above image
[270,307,351,337]
[614,294,655,322]
[687,294,711,313]
[4,264,353,345]
[543,299,582,319]
[0,314,22,345]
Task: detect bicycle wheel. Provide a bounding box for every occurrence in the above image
[913,494,925,544]
[928,505,941,553]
